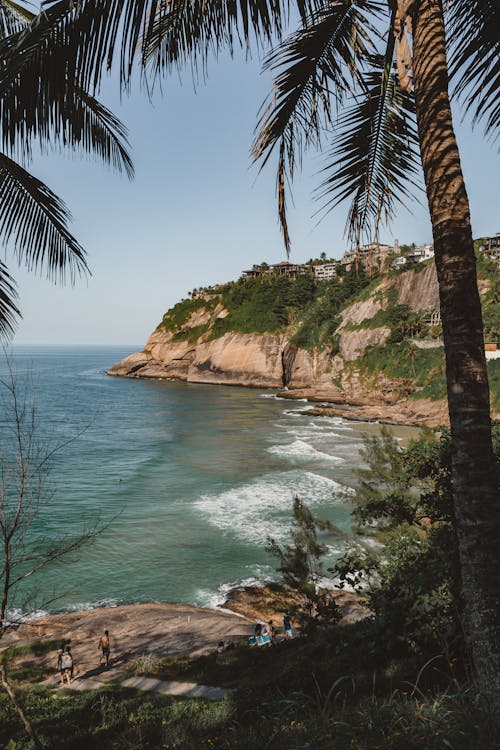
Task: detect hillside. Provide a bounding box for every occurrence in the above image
[109,260,499,427]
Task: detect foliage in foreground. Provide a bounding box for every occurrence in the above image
[1,632,499,749]
[336,425,498,661]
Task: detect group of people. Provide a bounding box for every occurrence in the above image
[248,613,293,648]
[56,629,111,685]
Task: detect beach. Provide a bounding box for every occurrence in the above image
[1,587,368,688]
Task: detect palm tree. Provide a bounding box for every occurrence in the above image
[251,0,499,702]
[7,0,500,702]
[0,0,133,337]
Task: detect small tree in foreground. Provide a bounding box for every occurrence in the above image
[0,358,98,747]
[335,425,500,665]
[267,497,343,632]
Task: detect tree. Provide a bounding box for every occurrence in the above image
[0,357,98,745]
[9,0,498,702]
[267,496,342,631]
[0,0,133,337]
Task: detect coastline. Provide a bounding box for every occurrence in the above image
[2,587,367,662]
[108,364,446,427]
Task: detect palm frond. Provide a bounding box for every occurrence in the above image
[0,152,88,284]
[0,0,34,39]
[319,54,421,243]
[0,17,134,173]
[252,0,384,250]
[447,0,500,140]
[0,259,20,338]
[23,1,324,94]
[143,0,324,79]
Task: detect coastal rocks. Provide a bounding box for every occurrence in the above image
[222,582,369,626]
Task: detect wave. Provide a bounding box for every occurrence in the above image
[194,567,276,610]
[268,439,344,463]
[195,470,351,546]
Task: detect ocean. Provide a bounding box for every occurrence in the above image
[1,346,417,618]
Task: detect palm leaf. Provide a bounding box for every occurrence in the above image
[143,0,323,79]
[318,53,421,243]
[0,17,133,173]
[5,1,324,95]
[252,0,383,249]
[0,152,88,284]
[0,0,34,38]
[0,259,20,338]
[447,0,499,140]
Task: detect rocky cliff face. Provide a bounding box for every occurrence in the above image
[108,264,493,427]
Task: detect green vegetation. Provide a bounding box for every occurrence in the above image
[267,497,343,630]
[354,340,447,400]
[156,266,373,350]
[158,295,216,334]
[488,360,500,412]
[212,274,317,336]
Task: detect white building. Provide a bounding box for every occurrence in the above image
[408,243,434,263]
[313,262,338,280]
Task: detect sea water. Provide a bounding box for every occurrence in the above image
[1,347,418,617]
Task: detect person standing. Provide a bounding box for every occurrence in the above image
[283,613,293,639]
[98,629,111,667]
[60,645,73,685]
[56,648,64,684]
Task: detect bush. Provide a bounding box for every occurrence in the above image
[335,425,500,661]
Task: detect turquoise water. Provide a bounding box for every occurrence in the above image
[1,347,416,617]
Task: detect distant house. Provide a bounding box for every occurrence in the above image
[242,261,310,279]
[482,234,500,266]
[392,256,407,270]
[340,242,394,272]
[313,262,338,280]
[270,261,309,278]
[407,243,434,263]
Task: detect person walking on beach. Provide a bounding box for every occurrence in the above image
[98,629,111,667]
[56,648,64,684]
[60,645,73,685]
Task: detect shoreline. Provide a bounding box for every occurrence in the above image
[107,367,446,428]
[2,586,368,654]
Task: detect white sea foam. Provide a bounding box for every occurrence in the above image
[268,439,344,463]
[195,470,350,545]
[194,568,275,610]
[4,607,49,625]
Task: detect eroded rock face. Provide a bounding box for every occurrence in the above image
[188,333,286,387]
[338,327,391,362]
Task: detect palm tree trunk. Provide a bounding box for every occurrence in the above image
[412,0,500,704]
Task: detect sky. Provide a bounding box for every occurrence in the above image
[10,46,499,347]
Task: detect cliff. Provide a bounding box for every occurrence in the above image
[109,263,499,427]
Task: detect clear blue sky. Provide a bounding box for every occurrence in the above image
[11,47,499,347]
